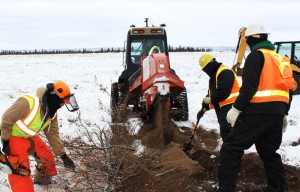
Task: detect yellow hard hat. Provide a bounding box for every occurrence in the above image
[199,53,214,69]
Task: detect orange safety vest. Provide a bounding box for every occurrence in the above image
[210,64,240,109]
[250,49,294,104]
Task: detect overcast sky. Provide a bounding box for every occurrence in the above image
[0,0,299,50]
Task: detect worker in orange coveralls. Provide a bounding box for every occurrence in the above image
[0,81,79,192]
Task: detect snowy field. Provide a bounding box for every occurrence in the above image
[0,52,299,191]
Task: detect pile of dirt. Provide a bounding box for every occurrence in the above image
[111,102,300,192]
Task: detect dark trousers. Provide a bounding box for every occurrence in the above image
[218,113,286,191]
[217,104,232,142]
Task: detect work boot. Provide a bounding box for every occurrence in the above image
[255,185,288,192]
[34,170,52,185]
[256,185,276,192]
[202,181,235,192]
[202,181,219,192]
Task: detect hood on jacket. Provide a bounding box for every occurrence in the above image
[203,60,222,77]
[36,87,61,118]
[246,34,275,52]
[36,87,47,101]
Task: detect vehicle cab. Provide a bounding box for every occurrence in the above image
[119,20,169,84]
[275,41,300,94]
[275,41,300,66]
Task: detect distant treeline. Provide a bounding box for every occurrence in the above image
[0,46,212,55]
[169,46,212,52]
[0,48,122,55]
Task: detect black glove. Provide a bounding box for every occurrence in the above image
[202,101,210,111]
[61,153,75,168]
[1,139,10,155]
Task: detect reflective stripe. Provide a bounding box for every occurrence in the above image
[253,90,289,98]
[219,92,239,108]
[15,95,40,137]
[16,120,37,136]
[226,92,239,100]
[23,95,39,125]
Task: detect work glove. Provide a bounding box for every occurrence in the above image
[61,153,76,168]
[202,101,210,111]
[226,106,241,127]
[282,115,288,133]
[203,97,211,104]
[1,139,10,155]
[202,97,211,111]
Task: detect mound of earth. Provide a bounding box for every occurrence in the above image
[111,102,300,192]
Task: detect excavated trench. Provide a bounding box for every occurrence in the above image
[110,101,300,192]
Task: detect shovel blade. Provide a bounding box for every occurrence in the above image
[183,142,192,152]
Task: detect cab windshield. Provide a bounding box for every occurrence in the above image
[277,43,292,58]
[130,39,165,65]
[277,42,300,64]
[295,43,300,64]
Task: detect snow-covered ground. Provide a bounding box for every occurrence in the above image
[0,52,299,191]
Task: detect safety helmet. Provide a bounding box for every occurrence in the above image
[199,53,214,69]
[46,81,79,112]
[245,24,270,37]
[53,81,71,101]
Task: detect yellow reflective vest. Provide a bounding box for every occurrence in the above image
[210,64,240,109]
[11,95,52,138]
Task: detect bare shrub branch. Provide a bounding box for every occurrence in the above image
[49,81,150,191]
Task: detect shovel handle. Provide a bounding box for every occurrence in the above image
[196,107,206,124]
[191,107,206,136]
[184,107,207,151]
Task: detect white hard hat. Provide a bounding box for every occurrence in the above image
[245,24,270,37]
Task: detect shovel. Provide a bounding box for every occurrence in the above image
[184,107,206,151]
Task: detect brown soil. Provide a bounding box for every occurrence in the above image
[111,101,300,192]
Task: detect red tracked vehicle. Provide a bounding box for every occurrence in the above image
[111,19,188,123]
